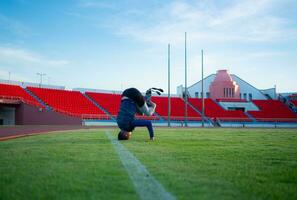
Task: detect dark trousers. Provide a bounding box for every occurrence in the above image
[131,119,154,138]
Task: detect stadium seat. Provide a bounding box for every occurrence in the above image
[86,92,121,116]
[27,87,107,119]
[248,100,297,122]
[0,83,43,108]
[86,92,159,120]
[151,96,201,121]
[188,98,250,122]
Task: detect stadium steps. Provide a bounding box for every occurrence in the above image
[83,93,115,121]
[289,100,297,114]
[285,100,297,114]
[152,111,165,121]
[213,120,221,127]
[24,87,52,110]
[212,99,227,110]
[244,112,256,122]
[186,99,214,125]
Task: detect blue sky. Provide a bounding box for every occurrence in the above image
[0,0,296,93]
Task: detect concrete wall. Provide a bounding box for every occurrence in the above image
[219,102,260,112]
[231,75,267,100]
[260,88,277,99]
[15,103,81,125]
[186,74,216,98]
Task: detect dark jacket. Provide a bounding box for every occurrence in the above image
[116,88,144,131]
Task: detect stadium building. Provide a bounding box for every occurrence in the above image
[179,69,276,100]
[177,69,278,113]
[0,69,297,128]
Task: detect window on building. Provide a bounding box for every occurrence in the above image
[243,93,247,100]
[195,92,199,98]
[249,93,252,101]
[240,93,242,99]
[232,88,234,97]
[206,92,210,98]
[223,88,226,97]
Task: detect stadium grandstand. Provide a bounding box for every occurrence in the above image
[0,69,296,127]
[27,87,107,119]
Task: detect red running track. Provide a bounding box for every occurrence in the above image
[0,126,100,141]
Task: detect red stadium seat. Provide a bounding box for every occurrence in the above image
[151,96,201,121]
[27,87,107,119]
[188,98,250,122]
[86,92,121,116]
[0,83,43,108]
[86,92,159,120]
[248,100,297,122]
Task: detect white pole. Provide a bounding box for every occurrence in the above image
[201,50,205,127]
[37,73,46,87]
[184,32,188,127]
[168,44,171,127]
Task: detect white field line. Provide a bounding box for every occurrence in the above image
[105,131,176,200]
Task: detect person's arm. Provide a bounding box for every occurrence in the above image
[136,106,143,115]
[138,101,156,116]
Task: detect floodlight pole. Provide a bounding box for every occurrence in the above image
[37,72,46,87]
[184,32,188,127]
[8,72,11,83]
[201,50,205,127]
[168,44,171,127]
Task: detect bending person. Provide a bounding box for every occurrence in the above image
[117,88,156,140]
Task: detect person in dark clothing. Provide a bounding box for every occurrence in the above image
[117,88,156,140]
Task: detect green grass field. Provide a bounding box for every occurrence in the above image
[1,128,297,200]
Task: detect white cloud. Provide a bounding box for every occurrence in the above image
[110,0,297,44]
[0,46,70,67]
[209,0,270,26]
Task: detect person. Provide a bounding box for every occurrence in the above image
[117,88,156,140]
